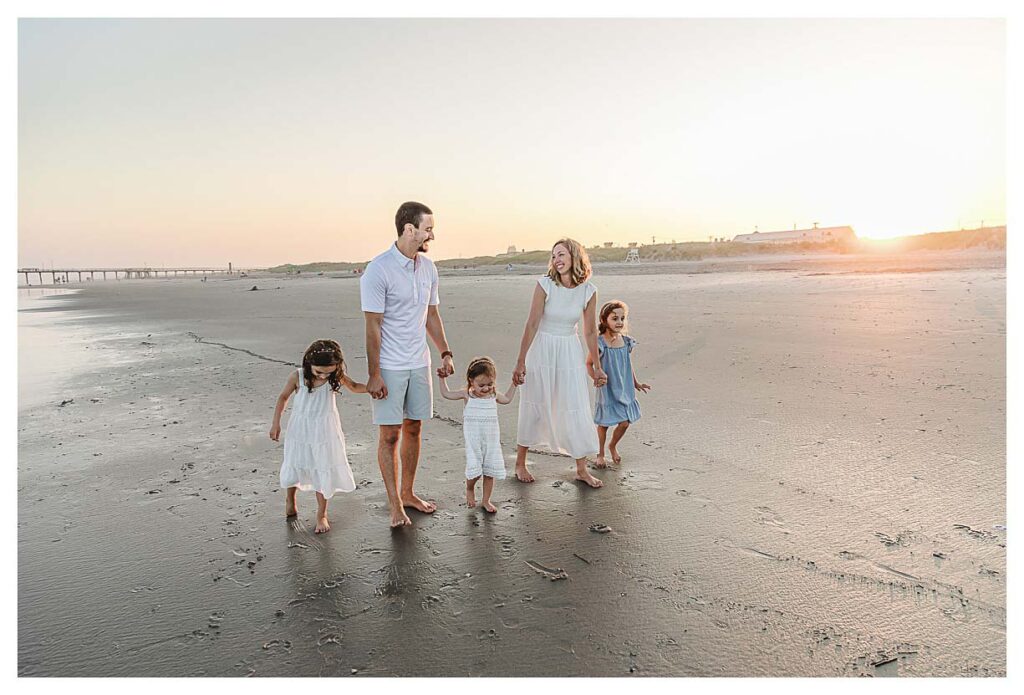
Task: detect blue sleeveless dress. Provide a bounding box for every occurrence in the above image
[594,334,642,426]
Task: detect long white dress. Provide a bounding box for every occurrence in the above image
[517,276,600,458]
[280,369,356,498]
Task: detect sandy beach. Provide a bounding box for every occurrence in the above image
[17,251,1006,677]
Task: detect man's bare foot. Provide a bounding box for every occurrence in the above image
[574,471,604,488]
[594,455,609,469]
[515,466,535,483]
[315,516,331,534]
[401,493,437,514]
[609,447,622,464]
[482,500,498,513]
[389,508,412,527]
[466,485,477,508]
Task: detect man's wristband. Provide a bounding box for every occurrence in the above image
[440,350,454,360]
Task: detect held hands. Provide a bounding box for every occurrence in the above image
[438,354,455,378]
[592,367,608,388]
[512,361,527,386]
[367,374,388,400]
[269,423,281,441]
[635,381,652,394]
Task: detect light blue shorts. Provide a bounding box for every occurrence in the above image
[372,367,433,425]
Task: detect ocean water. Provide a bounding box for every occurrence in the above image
[17,288,97,411]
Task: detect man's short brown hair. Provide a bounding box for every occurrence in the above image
[395,201,433,238]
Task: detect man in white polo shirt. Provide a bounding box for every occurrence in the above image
[361,202,455,528]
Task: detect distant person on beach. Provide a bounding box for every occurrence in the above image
[588,300,651,468]
[512,238,607,487]
[361,201,455,527]
[269,339,367,533]
[438,357,518,513]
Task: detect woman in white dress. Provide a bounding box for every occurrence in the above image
[512,238,608,487]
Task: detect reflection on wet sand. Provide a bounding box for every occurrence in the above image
[19,257,1005,675]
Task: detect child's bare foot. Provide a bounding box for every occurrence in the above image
[389,508,412,527]
[515,465,535,483]
[609,447,622,464]
[574,471,604,488]
[482,500,498,513]
[594,455,609,469]
[401,493,437,514]
[466,483,477,508]
[315,516,330,534]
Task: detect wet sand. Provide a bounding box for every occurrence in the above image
[18,252,1006,676]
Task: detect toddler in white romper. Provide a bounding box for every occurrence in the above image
[438,357,518,513]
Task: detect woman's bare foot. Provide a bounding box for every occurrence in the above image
[482,500,498,513]
[466,482,477,508]
[574,471,604,488]
[401,493,437,514]
[515,465,535,483]
[315,516,331,534]
[389,508,412,527]
[594,455,609,469]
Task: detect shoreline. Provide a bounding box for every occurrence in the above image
[16,249,1007,288]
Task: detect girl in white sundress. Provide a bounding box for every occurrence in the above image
[438,357,518,513]
[512,238,607,488]
[270,339,367,533]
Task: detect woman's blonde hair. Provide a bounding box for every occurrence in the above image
[546,238,592,288]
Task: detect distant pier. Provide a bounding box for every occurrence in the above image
[17,267,249,286]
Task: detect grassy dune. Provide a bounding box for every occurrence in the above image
[266,226,1005,273]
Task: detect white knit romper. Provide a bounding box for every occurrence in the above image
[463,396,506,480]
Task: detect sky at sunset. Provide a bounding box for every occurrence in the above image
[18,18,1005,268]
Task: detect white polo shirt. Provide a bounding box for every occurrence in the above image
[360,243,440,371]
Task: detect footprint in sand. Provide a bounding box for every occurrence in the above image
[755,506,790,534]
[619,470,665,491]
[675,489,721,509]
[495,535,516,558]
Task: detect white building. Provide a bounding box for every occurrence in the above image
[732,225,856,245]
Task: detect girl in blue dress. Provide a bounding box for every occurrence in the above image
[587,301,651,468]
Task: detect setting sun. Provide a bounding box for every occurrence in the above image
[18,19,1004,264]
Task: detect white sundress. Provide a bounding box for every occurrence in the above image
[463,396,506,480]
[517,276,600,459]
[280,369,356,498]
